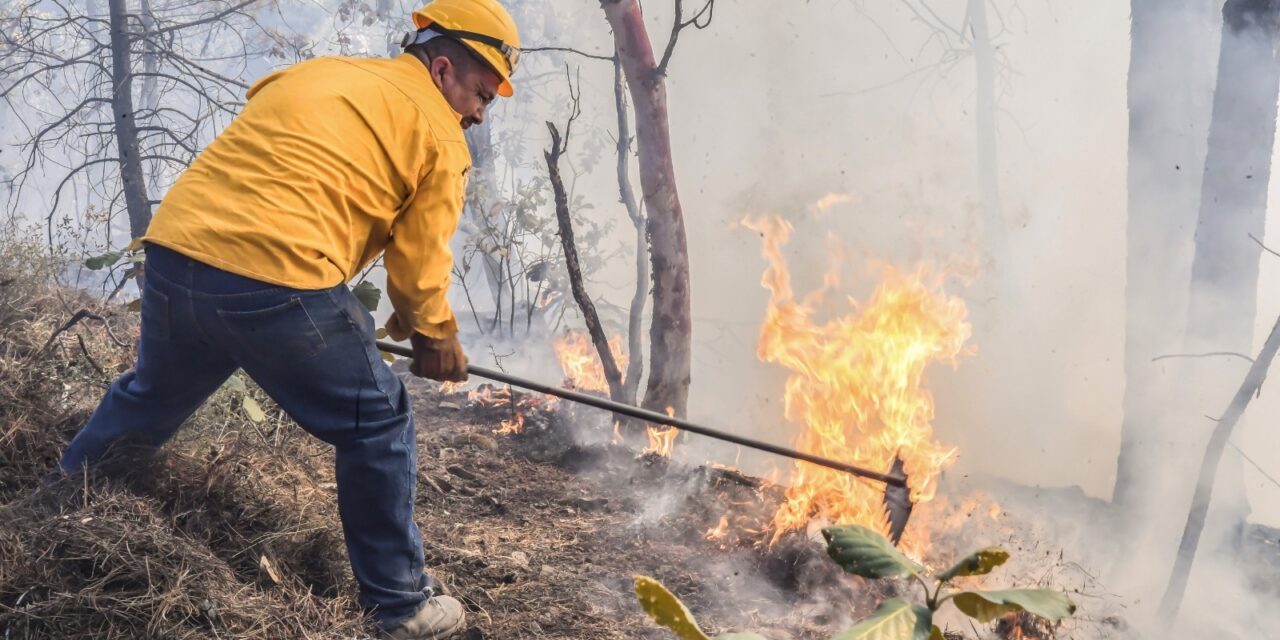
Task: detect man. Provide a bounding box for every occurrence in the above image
[57,1,520,637]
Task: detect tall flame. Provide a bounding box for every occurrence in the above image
[746,216,971,550]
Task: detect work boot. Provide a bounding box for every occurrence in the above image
[383,595,466,640]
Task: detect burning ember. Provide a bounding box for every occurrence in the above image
[704,515,730,543]
[746,215,971,551]
[496,413,524,435]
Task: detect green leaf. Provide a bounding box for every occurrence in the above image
[352,281,381,312]
[822,525,923,579]
[951,589,1076,624]
[243,397,267,423]
[84,251,123,270]
[936,548,1010,582]
[634,575,711,640]
[832,598,932,640]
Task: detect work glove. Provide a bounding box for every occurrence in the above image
[410,332,468,382]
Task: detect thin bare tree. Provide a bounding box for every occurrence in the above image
[600,0,713,417]
[2,0,265,254]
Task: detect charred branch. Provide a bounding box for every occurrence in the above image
[544,74,626,403]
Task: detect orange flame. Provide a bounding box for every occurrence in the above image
[642,407,679,458]
[496,413,524,435]
[554,331,627,393]
[705,515,730,542]
[746,215,971,552]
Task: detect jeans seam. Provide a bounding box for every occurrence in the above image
[327,288,398,416]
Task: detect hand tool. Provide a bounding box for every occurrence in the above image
[376,340,914,543]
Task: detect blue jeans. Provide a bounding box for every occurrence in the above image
[60,244,434,629]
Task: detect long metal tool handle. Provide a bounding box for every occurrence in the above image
[376,340,906,488]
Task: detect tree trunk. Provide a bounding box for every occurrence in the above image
[1187,0,1280,343]
[462,119,506,328]
[968,0,1009,275]
[108,0,152,238]
[601,0,692,417]
[1114,0,1216,519]
[614,50,648,406]
[1182,0,1280,550]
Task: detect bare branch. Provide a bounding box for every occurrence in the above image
[1249,232,1280,259]
[657,0,716,76]
[1152,351,1255,364]
[522,45,615,62]
[146,0,258,38]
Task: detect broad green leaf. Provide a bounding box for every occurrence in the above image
[85,251,123,270]
[222,375,247,395]
[822,525,923,579]
[832,598,932,640]
[936,548,1010,582]
[634,575,710,640]
[243,397,267,423]
[951,589,1075,624]
[352,281,381,312]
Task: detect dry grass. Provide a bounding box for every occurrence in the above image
[0,241,371,639]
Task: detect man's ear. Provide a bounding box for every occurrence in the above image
[429,55,454,87]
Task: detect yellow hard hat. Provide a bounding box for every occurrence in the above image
[409,0,521,97]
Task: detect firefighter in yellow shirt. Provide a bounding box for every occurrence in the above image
[59,1,520,637]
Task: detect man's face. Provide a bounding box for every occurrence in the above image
[432,55,501,129]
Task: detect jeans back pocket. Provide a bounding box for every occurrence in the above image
[217,297,328,362]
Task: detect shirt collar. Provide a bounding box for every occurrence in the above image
[396,53,466,127]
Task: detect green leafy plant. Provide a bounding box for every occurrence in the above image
[634,525,1075,640]
[822,525,1075,639]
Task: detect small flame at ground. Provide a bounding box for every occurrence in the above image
[496,413,524,435]
[554,332,627,392]
[746,215,971,552]
[705,515,730,542]
[642,407,679,458]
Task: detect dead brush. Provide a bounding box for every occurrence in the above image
[0,248,374,638]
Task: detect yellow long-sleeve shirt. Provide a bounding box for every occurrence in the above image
[145,54,470,340]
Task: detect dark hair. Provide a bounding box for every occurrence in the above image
[407,35,491,78]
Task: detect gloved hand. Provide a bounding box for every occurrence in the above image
[410,332,468,382]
